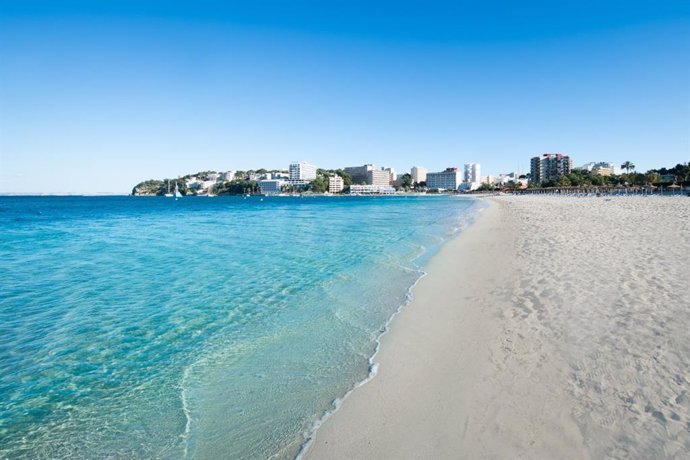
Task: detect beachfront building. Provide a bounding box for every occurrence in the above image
[530,153,572,184]
[258,179,286,195]
[464,163,480,184]
[383,167,396,184]
[221,171,235,181]
[592,165,613,176]
[328,175,345,193]
[463,163,481,190]
[392,173,405,187]
[576,161,617,176]
[482,175,497,185]
[344,164,393,186]
[289,161,317,181]
[344,164,375,184]
[411,166,427,184]
[496,172,518,185]
[368,169,392,186]
[349,184,396,195]
[289,162,317,185]
[426,167,462,191]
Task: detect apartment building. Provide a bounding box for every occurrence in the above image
[530,154,572,184]
[328,175,345,193]
[426,167,462,190]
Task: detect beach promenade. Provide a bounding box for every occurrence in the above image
[306,195,690,459]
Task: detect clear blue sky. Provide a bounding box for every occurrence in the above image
[1,0,688,194]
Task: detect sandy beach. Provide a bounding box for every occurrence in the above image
[306,195,690,459]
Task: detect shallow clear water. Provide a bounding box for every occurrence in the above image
[0,195,482,459]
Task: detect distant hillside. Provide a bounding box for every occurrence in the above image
[131,173,256,196]
[131,179,189,196]
[132,168,357,196]
[131,180,165,196]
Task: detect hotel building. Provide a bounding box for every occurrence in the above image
[344,164,374,184]
[426,167,462,190]
[289,162,317,185]
[344,164,393,186]
[462,163,481,190]
[344,165,372,184]
[328,175,345,193]
[349,184,396,195]
[411,166,427,184]
[463,163,481,184]
[383,167,396,184]
[530,153,572,184]
[367,169,392,186]
[481,175,497,185]
[258,179,286,195]
[576,161,617,176]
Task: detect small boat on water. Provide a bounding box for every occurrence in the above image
[164,180,174,197]
[174,183,182,200]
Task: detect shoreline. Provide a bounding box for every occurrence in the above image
[304,195,690,459]
[295,197,487,459]
[302,198,547,459]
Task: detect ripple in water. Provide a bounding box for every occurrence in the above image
[0,195,483,458]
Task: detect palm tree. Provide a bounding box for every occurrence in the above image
[621,161,635,174]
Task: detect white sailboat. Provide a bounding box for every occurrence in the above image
[174,182,182,199]
[164,180,174,197]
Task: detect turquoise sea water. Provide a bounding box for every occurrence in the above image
[0,195,482,459]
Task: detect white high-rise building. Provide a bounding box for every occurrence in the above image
[289,162,317,182]
[464,163,481,184]
[411,166,427,183]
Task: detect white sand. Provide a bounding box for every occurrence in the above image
[305,196,690,459]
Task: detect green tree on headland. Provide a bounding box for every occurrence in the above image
[310,176,329,193]
[335,170,353,186]
[131,178,190,196]
[215,180,259,195]
[310,169,352,193]
[131,179,165,196]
